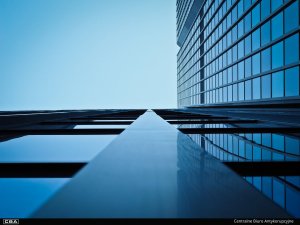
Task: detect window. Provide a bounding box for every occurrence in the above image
[284,1,299,33]
[261,48,271,72]
[244,0,251,11]
[238,0,244,18]
[245,13,252,33]
[285,67,299,97]
[245,79,252,100]
[285,34,299,66]
[238,40,244,59]
[252,53,260,75]
[227,48,232,65]
[262,74,271,98]
[261,22,271,46]
[252,4,260,27]
[271,0,283,12]
[232,6,238,23]
[272,12,283,40]
[238,21,244,38]
[233,83,238,101]
[238,61,245,80]
[233,64,238,81]
[252,28,261,51]
[233,45,238,62]
[228,85,233,102]
[272,71,284,97]
[239,82,245,100]
[232,25,237,43]
[261,0,271,20]
[245,57,252,77]
[253,77,261,99]
[245,35,251,55]
[228,67,232,84]
[272,41,284,69]
[223,87,228,102]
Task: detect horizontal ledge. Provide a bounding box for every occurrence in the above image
[168,120,258,124]
[40,121,133,125]
[0,163,86,178]
[70,117,138,120]
[224,161,300,176]
[0,129,125,135]
[179,127,300,134]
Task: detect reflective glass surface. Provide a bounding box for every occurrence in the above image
[0,135,116,162]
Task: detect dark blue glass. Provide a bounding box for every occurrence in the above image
[233,83,238,101]
[245,35,252,55]
[244,0,252,11]
[245,57,252,77]
[253,177,262,190]
[239,82,245,100]
[271,0,283,12]
[262,177,272,199]
[286,187,300,217]
[285,67,299,97]
[238,40,244,59]
[0,178,68,218]
[261,21,271,46]
[238,61,244,80]
[261,48,271,72]
[273,179,285,208]
[245,79,252,100]
[244,13,252,33]
[253,77,261,99]
[262,133,272,147]
[285,136,300,155]
[233,44,238,62]
[252,53,260,75]
[262,74,271,98]
[232,25,238,43]
[272,71,284,98]
[246,143,252,159]
[285,1,299,33]
[252,4,260,27]
[239,140,245,157]
[272,134,284,151]
[285,34,299,66]
[252,28,261,51]
[262,149,272,160]
[261,0,271,20]
[272,12,283,40]
[272,42,284,69]
[232,5,238,23]
[238,0,244,18]
[238,20,244,38]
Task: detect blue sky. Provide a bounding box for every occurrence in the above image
[0,0,178,110]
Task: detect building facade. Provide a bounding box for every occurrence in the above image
[177,0,300,107]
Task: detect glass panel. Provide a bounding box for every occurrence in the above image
[262,74,271,98]
[252,4,260,27]
[233,83,238,101]
[253,77,261,99]
[245,57,252,77]
[261,48,271,72]
[285,66,299,97]
[271,12,283,40]
[0,135,116,162]
[252,28,260,51]
[245,13,252,33]
[261,21,271,46]
[238,61,244,80]
[245,79,252,100]
[0,178,69,218]
[285,34,299,66]
[272,71,284,98]
[245,35,252,55]
[238,82,245,100]
[272,41,284,69]
[238,40,244,59]
[238,20,244,38]
[284,1,299,33]
[285,136,300,155]
[252,53,260,75]
[271,0,283,12]
[261,0,271,20]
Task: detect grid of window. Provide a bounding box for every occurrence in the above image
[177,0,300,107]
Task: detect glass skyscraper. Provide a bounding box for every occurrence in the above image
[176,0,300,218]
[177,0,299,107]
